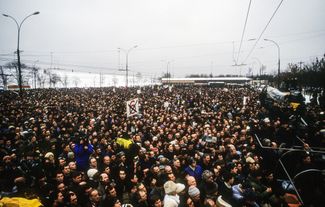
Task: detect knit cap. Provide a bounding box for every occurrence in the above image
[188,186,200,198]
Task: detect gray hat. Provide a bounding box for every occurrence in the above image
[202,170,214,181]
[67,152,74,158]
[188,186,200,198]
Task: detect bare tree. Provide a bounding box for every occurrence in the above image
[61,74,69,88]
[44,69,52,87]
[136,72,142,85]
[37,70,47,88]
[4,61,29,85]
[0,66,10,89]
[50,73,61,88]
[73,77,81,87]
[29,65,40,88]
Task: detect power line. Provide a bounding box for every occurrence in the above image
[1,30,323,58]
[236,0,253,64]
[242,0,285,64]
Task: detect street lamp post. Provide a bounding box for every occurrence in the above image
[264,39,280,85]
[3,11,40,95]
[118,45,138,88]
[167,61,172,85]
[252,57,262,76]
[162,60,173,85]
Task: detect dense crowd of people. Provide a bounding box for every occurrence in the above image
[0,85,324,207]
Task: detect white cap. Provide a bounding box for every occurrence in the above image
[164,181,185,194]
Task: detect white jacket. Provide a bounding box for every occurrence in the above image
[163,194,180,207]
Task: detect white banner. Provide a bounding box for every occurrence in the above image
[243,96,248,105]
[266,86,290,101]
[127,98,139,117]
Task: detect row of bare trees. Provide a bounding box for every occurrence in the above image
[0,60,151,88]
[0,60,69,89]
[254,54,325,90]
[281,54,325,90]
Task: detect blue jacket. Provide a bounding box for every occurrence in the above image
[184,165,203,181]
[73,143,94,171]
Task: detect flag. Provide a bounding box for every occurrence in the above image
[127,98,139,117]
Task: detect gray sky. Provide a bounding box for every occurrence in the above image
[1,0,325,83]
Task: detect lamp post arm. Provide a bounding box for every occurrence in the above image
[2,12,39,95]
[3,15,19,50]
[3,14,19,29]
[265,39,281,84]
[265,39,280,61]
[118,48,127,54]
[18,14,36,48]
[20,13,37,28]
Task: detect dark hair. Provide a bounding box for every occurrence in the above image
[243,188,257,201]
[71,171,82,178]
[106,184,115,194]
[250,169,262,178]
[222,172,234,182]
[110,197,120,204]
[150,194,161,205]
[188,157,196,165]
[241,181,252,189]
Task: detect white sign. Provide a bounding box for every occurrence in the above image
[164,101,170,109]
[243,96,248,105]
[127,98,139,117]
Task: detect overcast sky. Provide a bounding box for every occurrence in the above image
[1,0,325,84]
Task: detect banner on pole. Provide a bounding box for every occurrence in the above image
[127,98,139,117]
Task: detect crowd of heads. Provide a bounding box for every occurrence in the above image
[0,85,324,207]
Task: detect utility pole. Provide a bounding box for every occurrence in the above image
[118,45,138,88]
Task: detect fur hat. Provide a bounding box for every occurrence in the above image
[164,181,185,194]
[44,152,54,159]
[246,156,255,164]
[87,169,98,180]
